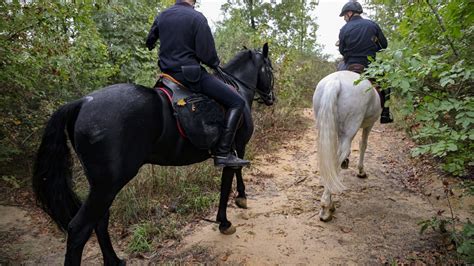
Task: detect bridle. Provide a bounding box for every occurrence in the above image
[215,50,274,104]
[256,55,275,104]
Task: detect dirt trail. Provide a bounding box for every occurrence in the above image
[1,108,471,265]
[171,108,472,264]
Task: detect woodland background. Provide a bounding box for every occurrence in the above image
[0,0,472,262]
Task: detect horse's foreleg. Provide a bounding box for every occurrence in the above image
[234,147,247,209]
[216,167,236,235]
[319,187,335,222]
[357,126,372,179]
[95,211,124,266]
[235,168,247,209]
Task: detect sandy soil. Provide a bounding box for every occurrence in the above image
[1,108,472,265]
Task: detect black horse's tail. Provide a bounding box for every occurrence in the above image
[32,99,84,231]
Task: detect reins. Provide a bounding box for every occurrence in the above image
[215,56,274,103]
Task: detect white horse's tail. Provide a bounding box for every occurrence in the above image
[316,79,345,193]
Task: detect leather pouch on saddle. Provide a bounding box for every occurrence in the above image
[158,74,224,150]
[181,65,202,92]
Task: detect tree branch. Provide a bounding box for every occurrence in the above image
[424,0,459,58]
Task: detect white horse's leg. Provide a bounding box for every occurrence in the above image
[338,136,352,169]
[319,187,335,221]
[357,126,372,178]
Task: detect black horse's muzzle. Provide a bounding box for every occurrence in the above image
[257,90,275,106]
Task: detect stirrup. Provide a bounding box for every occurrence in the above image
[214,153,250,168]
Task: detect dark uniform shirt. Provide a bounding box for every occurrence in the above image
[339,16,387,67]
[146,3,220,73]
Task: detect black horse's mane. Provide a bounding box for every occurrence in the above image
[223,49,255,72]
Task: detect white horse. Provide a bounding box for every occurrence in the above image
[312,70,382,221]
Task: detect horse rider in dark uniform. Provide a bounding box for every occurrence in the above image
[146,0,250,167]
[337,1,393,124]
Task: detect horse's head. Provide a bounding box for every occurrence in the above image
[254,43,275,106]
[221,43,276,106]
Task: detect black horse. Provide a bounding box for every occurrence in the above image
[32,43,274,265]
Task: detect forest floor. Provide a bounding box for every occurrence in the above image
[1,108,472,265]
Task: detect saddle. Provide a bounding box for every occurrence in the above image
[155,74,225,150]
[347,63,365,74]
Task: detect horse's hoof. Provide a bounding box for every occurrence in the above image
[357,173,368,179]
[341,158,349,169]
[319,207,334,222]
[235,197,247,209]
[219,224,237,235]
[319,212,333,222]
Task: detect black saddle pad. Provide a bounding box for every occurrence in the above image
[157,76,225,150]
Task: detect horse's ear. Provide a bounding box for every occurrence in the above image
[248,50,254,60]
[243,45,248,50]
[262,42,269,58]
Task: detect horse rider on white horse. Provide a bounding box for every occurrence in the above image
[337,1,393,124]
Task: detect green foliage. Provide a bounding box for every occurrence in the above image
[456,221,474,263]
[1,175,21,189]
[128,222,153,253]
[418,216,449,235]
[91,1,162,86]
[0,1,163,164]
[127,218,181,254]
[365,4,473,259]
[364,1,474,177]
[111,164,220,225]
[216,0,333,111]
[417,179,473,263]
[109,164,217,252]
[459,180,474,196]
[419,217,474,263]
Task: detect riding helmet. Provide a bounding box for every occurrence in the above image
[339,1,363,17]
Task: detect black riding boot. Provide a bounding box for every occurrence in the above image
[214,108,250,167]
[380,107,393,124]
[380,88,393,124]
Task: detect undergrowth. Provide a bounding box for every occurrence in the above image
[418,179,474,263]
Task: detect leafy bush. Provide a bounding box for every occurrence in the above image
[364,1,474,177]
[0,1,162,164]
[418,180,474,263]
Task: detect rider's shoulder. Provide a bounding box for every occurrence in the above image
[358,17,379,27]
[161,4,207,24]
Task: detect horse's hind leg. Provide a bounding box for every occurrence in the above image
[357,126,372,179]
[338,135,352,169]
[319,187,335,222]
[235,168,247,209]
[95,211,124,266]
[65,187,117,266]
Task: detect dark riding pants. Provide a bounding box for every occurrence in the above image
[171,70,245,110]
